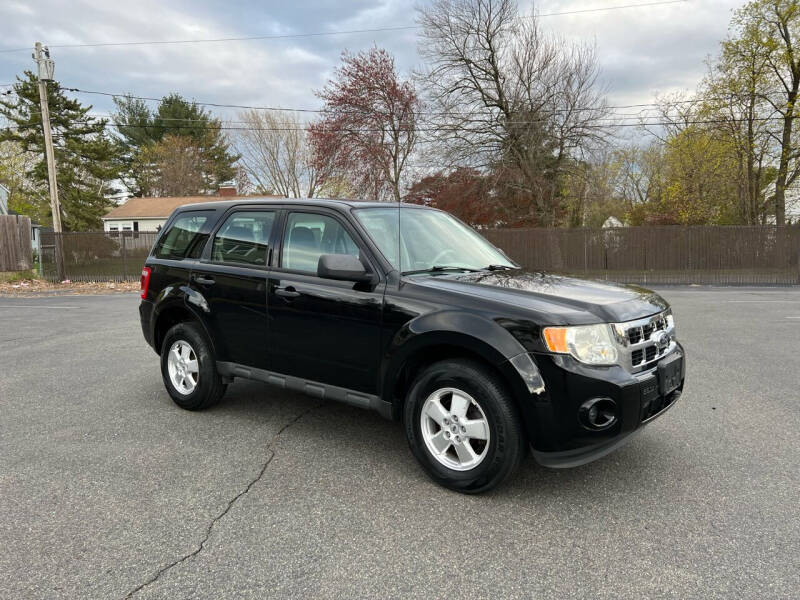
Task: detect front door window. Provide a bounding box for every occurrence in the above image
[281,212,360,273]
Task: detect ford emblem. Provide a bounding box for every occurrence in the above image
[654,331,670,351]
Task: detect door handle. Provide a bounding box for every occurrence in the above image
[275,286,300,299]
[193,275,216,286]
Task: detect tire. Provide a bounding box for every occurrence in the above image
[403,359,525,493]
[160,322,227,410]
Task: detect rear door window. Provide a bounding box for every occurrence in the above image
[211,211,276,266]
[153,212,210,260]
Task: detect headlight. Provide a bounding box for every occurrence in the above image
[543,324,619,365]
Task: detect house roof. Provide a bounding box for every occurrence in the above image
[102,195,277,220]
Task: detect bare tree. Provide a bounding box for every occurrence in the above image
[614,143,667,212]
[417,0,610,225]
[133,134,208,197]
[235,109,330,198]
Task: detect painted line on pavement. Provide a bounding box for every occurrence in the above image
[727,300,799,303]
[0,304,82,309]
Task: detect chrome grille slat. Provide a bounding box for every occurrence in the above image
[614,310,675,373]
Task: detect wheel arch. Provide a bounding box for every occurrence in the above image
[151,296,215,356]
[381,312,531,420]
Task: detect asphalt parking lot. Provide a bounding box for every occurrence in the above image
[1,288,798,599]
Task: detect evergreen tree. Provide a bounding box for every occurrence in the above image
[0,72,120,230]
[114,93,238,196]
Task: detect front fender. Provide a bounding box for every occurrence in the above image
[380,310,535,407]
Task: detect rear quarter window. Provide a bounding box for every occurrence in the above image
[153,212,210,260]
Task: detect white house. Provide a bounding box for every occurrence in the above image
[101,186,283,232]
[0,182,8,215]
[602,215,625,228]
[101,195,226,232]
[785,188,800,223]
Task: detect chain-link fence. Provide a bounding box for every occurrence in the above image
[40,231,158,282]
[484,225,800,285]
[39,226,800,285]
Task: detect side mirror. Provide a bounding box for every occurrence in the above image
[317,254,373,283]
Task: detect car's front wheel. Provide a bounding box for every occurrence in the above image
[403,359,525,493]
[160,322,226,410]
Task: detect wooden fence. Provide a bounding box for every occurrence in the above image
[484,225,800,285]
[0,215,33,272]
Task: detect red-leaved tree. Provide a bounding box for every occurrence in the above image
[309,47,420,202]
[405,168,496,227]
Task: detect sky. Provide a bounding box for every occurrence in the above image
[0,0,744,122]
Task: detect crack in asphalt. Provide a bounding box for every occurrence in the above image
[123,402,323,599]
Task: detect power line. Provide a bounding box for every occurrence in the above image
[0,1,688,54]
[529,0,687,18]
[5,83,788,132]
[62,85,785,119]
[2,112,793,134]
[62,86,323,113]
[0,26,416,54]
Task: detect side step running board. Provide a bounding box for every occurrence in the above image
[216,361,393,419]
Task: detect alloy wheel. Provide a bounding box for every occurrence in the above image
[167,340,199,395]
[420,387,490,471]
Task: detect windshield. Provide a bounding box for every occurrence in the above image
[353,207,515,274]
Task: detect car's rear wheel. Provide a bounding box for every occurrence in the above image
[403,359,525,493]
[160,322,226,410]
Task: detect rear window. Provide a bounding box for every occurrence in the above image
[154,212,210,260]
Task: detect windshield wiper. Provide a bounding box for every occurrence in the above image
[484,264,514,271]
[401,265,480,275]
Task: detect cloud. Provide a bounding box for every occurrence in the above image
[0,0,743,120]
[535,0,742,105]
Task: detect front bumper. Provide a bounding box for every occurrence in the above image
[521,342,685,467]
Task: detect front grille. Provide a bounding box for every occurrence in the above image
[632,349,643,365]
[621,311,674,371]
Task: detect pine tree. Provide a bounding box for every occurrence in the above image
[0,72,121,230]
[114,93,238,196]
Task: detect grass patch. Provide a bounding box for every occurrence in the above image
[0,270,39,283]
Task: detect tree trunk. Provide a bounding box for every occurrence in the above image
[746,97,757,225]
[392,180,401,203]
[774,106,793,226]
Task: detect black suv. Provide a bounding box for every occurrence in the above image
[139,198,685,492]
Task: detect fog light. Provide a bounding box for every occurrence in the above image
[578,397,617,431]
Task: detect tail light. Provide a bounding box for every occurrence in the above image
[140,266,152,300]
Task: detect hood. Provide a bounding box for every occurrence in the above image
[409,269,668,324]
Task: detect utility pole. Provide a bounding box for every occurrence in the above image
[34,42,65,280]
